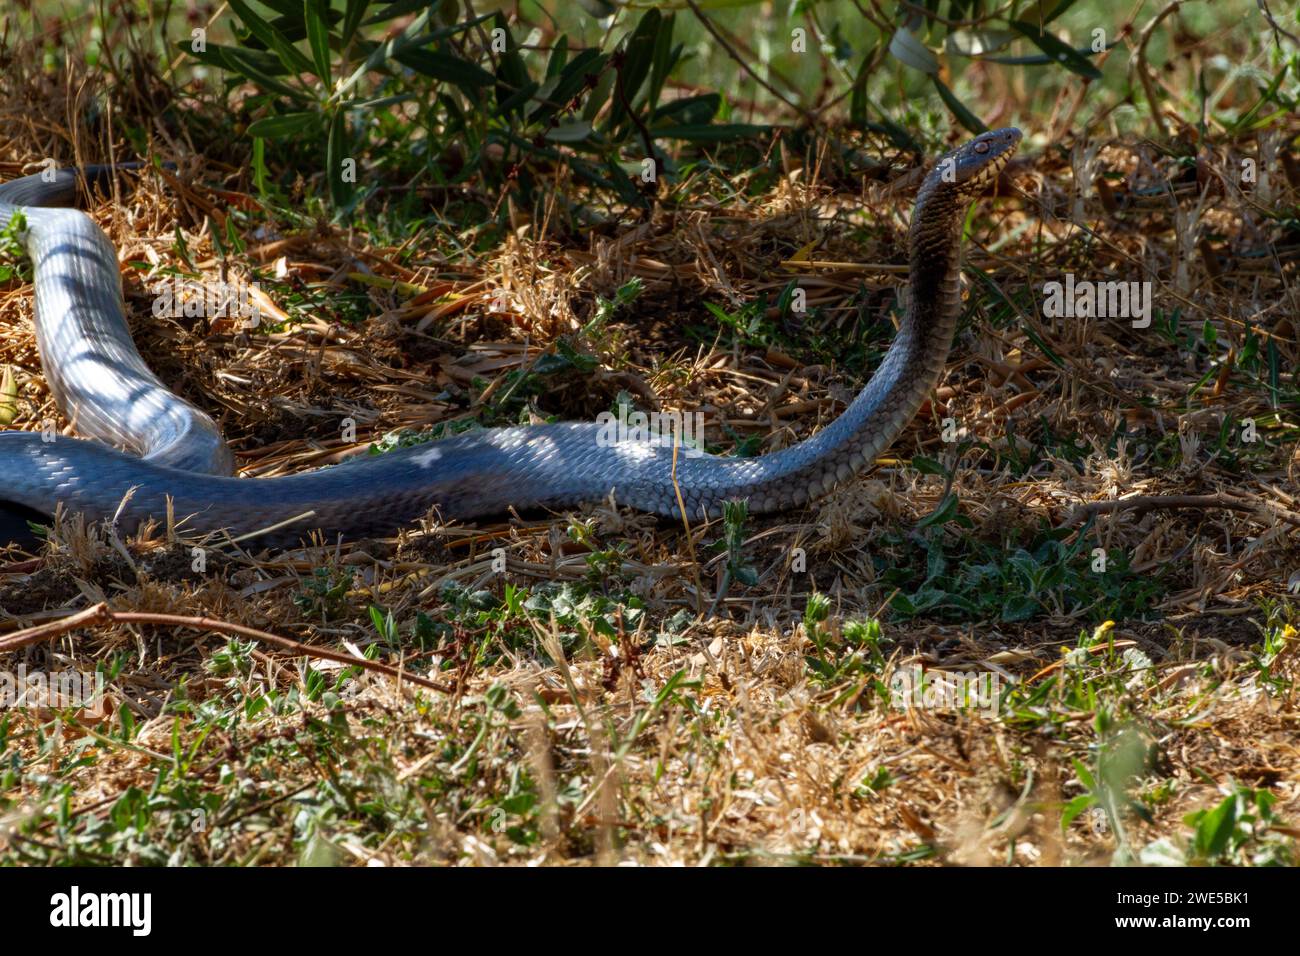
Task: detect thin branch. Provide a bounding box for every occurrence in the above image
[1256,0,1300,49]
[1130,0,1196,140]
[0,602,452,692]
[1062,492,1300,530]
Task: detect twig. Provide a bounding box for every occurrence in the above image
[1130,0,1195,140]
[1062,493,1300,530]
[0,602,453,692]
[1256,0,1300,49]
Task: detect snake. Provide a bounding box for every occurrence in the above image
[0,129,1020,549]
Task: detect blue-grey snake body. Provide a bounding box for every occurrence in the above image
[0,130,1020,548]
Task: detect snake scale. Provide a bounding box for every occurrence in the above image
[0,129,1020,549]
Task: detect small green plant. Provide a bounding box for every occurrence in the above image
[368,604,399,647]
[584,277,644,337]
[803,590,833,652]
[721,499,757,587]
[805,614,893,702]
[1252,608,1297,694]
[702,297,778,349]
[855,766,895,797]
[294,566,355,621]
[191,5,764,214]
[1060,720,1155,862]
[204,637,258,678]
[1141,783,1293,866]
[0,209,29,283]
[882,520,1166,625]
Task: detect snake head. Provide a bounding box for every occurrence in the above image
[929,127,1022,195]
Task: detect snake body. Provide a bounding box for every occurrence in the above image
[0,129,1019,548]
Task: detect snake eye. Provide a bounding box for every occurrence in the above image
[974,141,990,154]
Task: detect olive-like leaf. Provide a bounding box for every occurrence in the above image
[394,49,495,88]
[304,0,332,82]
[222,47,311,102]
[888,27,938,75]
[227,0,316,77]
[341,0,371,45]
[545,121,594,143]
[326,107,353,209]
[246,110,321,138]
[1008,20,1102,80]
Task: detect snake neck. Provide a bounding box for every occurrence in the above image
[905,180,966,334]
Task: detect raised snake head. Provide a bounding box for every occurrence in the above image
[905,127,1022,293]
[930,126,1022,195]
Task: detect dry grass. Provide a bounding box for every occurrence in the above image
[2,9,1300,866]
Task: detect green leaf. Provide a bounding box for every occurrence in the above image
[1071,757,1097,791]
[866,116,920,153]
[222,47,312,102]
[985,48,1108,67]
[326,107,353,209]
[545,121,594,143]
[394,49,495,88]
[603,156,645,208]
[1226,63,1290,134]
[1008,20,1102,80]
[347,92,414,112]
[304,0,332,82]
[530,49,606,123]
[1190,796,1238,860]
[607,8,662,130]
[495,79,541,118]
[246,110,321,138]
[258,0,312,18]
[180,40,287,77]
[341,0,372,44]
[582,67,616,122]
[1061,793,1096,831]
[915,493,959,529]
[227,0,316,78]
[1000,596,1039,622]
[849,46,876,128]
[335,5,434,99]
[545,34,569,78]
[252,136,268,196]
[910,456,947,476]
[646,12,677,113]
[492,12,531,116]
[933,77,988,134]
[888,27,938,75]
